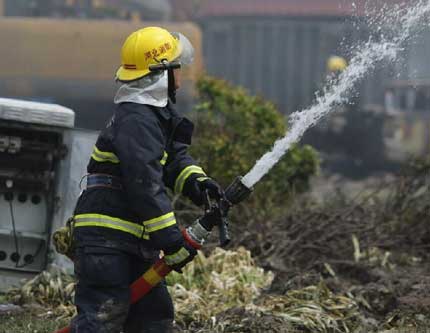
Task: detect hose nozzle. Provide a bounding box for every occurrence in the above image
[225,176,253,205]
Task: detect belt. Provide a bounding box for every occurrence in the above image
[86,174,123,190]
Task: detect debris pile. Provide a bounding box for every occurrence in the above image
[231,157,430,332]
[167,247,273,328]
[6,268,76,320]
[236,158,429,273]
[205,282,361,333]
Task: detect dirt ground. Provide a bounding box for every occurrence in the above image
[213,160,429,333]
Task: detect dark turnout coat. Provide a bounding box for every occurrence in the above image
[73,102,206,258]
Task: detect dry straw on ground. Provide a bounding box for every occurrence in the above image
[7,268,76,321]
[167,247,274,326]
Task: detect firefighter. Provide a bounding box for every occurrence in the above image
[70,27,223,333]
[327,55,348,75]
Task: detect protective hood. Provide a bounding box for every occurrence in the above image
[114,71,168,107]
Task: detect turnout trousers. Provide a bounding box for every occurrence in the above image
[70,246,174,333]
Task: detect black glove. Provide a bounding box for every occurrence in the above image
[164,242,197,273]
[183,175,224,206]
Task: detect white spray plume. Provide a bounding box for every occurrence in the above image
[242,0,430,188]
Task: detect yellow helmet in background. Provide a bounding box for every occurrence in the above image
[327,56,348,73]
[116,26,194,82]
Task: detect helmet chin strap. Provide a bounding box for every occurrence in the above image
[168,68,177,104]
[149,60,180,104]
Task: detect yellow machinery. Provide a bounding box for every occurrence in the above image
[0,18,203,128]
[382,80,430,162]
[305,78,430,177]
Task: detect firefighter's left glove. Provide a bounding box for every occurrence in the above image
[183,175,224,206]
[164,242,197,273]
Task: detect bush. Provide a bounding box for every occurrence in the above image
[188,76,319,223]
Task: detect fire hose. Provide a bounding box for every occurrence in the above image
[54,176,252,333]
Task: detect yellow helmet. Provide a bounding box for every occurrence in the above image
[327,56,348,73]
[116,26,194,82]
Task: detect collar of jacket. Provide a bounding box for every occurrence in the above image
[151,103,195,146]
[154,102,176,121]
[116,102,195,146]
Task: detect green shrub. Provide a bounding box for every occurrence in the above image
[188,76,319,222]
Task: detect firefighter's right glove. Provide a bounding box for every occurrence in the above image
[182,175,224,206]
[164,242,197,273]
